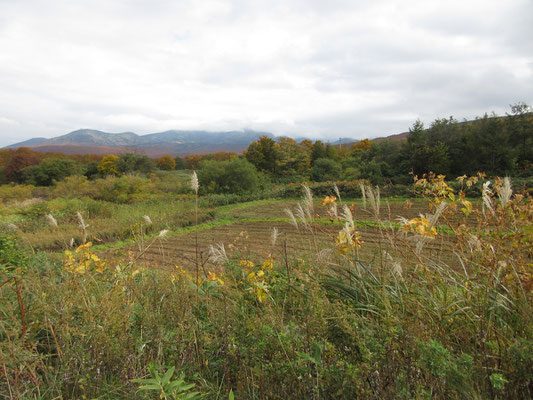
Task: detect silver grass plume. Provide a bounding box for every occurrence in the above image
[342,204,354,230]
[7,223,18,231]
[76,212,88,230]
[467,234,482,253]
[271,227,279,248]
[482,181,495,217]
[69,238,75,248]
[190,171,199,194]
[427,201,447,228]
[397,216,410,229]
[497,177,512,208]
[302,184,314,220]
[329,202,338,220]
[392,261,403,279]
[285,208,298,229]
[45,213,58,228]
[158,229,169,238]
[208,242,228,264]
[359,183,367,209]
[415,235,429,254]
[77,212,88,244]
[333,183,342,204]
[316,248,333,262]
[142,215,152,225]
[365,185,380,220]
[295,203,310,229]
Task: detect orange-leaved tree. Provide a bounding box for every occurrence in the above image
[4,147,41,182]
[156,155,176,171]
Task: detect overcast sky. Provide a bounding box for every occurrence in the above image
[0,0,532,146]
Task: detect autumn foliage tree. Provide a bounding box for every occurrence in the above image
[157,155,176,171]
[97,155,120,176]
[353,139,372,151]
[4,147,41,182]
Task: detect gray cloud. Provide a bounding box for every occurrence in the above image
[0,0,531,146]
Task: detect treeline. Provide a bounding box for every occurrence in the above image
[244,104,533,185]
[0,150,176,186]
[0,146,245,186]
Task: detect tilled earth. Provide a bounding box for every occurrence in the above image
[106,204,455,272]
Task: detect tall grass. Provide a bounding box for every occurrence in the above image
[0,174,531,399]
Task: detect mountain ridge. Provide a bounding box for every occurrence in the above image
[4,129,277,157]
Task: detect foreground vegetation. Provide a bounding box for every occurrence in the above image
[1,172,531,399]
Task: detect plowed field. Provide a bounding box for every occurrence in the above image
[105,199,456,271]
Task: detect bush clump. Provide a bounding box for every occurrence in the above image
[198,158,261,195]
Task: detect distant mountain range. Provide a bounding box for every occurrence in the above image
[4,128,407,157]
[4,129,277,157]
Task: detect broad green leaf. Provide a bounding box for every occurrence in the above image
[161,366,175,386]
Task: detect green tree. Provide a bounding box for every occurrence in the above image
[22,158,79,186]
[198,158,260,194]
[245,136,279,174]
[507,102,533,172]
[401,120,450,175]
[275,137,310,177]
[84,161,100,179]
[358,160,385,185]
[325,143,339,160]
[117,153,155,174]
[174,156,185,170]
[310,141,327,165]
[310,158,342,182]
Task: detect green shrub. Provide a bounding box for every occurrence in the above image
[198,158,260,194]
[92,175,159,203]
[52,175,99,199]
[0,184,37,203]
[0,234,29,272]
